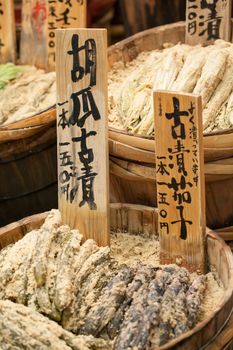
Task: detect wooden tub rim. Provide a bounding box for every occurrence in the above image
[0,204,233,350]
[109,124,233,141]
[0,105,56,134]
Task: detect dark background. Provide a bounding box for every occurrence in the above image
[14,0,186,44]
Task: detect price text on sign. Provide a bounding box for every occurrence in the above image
[154,91,206,273]
[185,0,232,45]
[47,0,86,71]
[56,29,109,246]
[0,0,15,63]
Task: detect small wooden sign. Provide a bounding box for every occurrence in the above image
[0,0,16,63]
[47,0,86,71]
[20,0,47,68]
[154,91,206,273]
[56,28,109,246]
[185,0,232,45]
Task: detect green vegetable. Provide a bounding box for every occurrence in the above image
[0,63,25,91]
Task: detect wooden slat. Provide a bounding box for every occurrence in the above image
[0,0,16,63]
[110,157,156,180]
[205,173,233,182]
[110,203,158,237]
[154,90,206,273]
[109,128,155,152]
[204,147,233,162]
[205,163,233,175]
[46,0,87,71]
[110,160,144,182]
[0,124,51,143]
[217,231,233,241]
[209,157,233,165]
[56,28,109,246]
[204,131,233,149]
[109,138,155,164]
[185,0,232,45]
[205,316,233,350]
[215,225,233,241]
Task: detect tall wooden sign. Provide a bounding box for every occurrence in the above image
[20,0,47,68]
[56,29,109,246]
[47,0,86,71]
[154,91,206,273]
[0,0,16,63]
[185,0,232,45]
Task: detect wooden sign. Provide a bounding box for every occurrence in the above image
[47,0,86,71]
[20,1,86,70]
[0,0,16,63]
[20,0,47,68]
[154,91,206,273]
[56,29,109,246]
[185,0,232,45]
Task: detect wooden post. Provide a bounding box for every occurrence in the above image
[154,90,206,273]
[47,0,87,72]
[0,0,16,63]
[56,29,109,247]
[20,0,47,68]
[185,0,232,45]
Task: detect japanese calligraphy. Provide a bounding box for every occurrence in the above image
[47,0,86,71]
[185,0,231,44]
[68,34,96,86]
[154,90,205,272]
[56,29,108,245]
[59,141,79,203]
[57,34,100,209]
[157,97,197,240]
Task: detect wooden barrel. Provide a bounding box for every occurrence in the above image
[107,23,233,160]
[0,108,57,226]
[107,22,233,230]
[109,156,233,230]
[0,203,232,350]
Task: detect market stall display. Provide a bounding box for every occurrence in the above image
[108,22,233,230]
[0,2,233,348]
[0,204,232,350]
